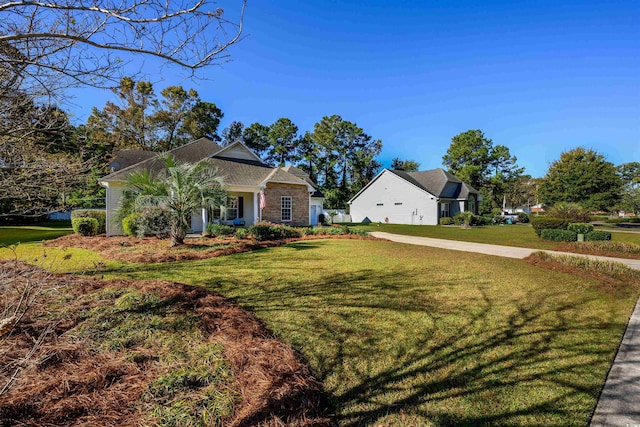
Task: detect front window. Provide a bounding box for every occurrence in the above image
[281,196,292,222]
[440,202,450,218]
[469,195,476,214]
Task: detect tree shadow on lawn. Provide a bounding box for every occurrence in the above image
[111,262,627,426]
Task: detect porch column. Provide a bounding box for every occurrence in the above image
[253,191,259,225]
[202,208,208,233]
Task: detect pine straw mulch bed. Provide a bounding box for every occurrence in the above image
[0,261,335,426]
[44,233,375,263]
[550,242,640,260]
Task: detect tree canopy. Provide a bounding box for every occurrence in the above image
[539,147,621,211]
[391,158,421,172]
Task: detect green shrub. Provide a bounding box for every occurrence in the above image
[248,222,302,241]
[585,230,612,241]
[234,227,248,240]
[72,217,98,236]
[567,223,594,235]
[122,212,142,237]
[477,215,494,226]
[439,217,453,225]
[517,212,529,223]
[531,217,570,236]
[540,229,577,242]
[581,241,640,253]
[546,202,591,222]
[348,227,369,236]
[71,209,106,234]
[136,207,171,238]
[205,223,235,238]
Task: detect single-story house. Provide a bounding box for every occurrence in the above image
[99,138,324,236]
[348,168,481,225]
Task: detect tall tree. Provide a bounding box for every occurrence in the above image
[312,115,382,208]
[295,131,320,181]
[242,123,271,159]
[618,162,640,214]
[539,147,621,211]
[221,121,245,146]
[442,130,493,190]
[391,158,420,171]
[121,154,226,246]
[267,118,299,166]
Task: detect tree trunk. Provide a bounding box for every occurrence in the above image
[169,225,186,247]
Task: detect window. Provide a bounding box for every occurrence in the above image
[440,202,450,218]
[394,202,402,206]
[219,196,243,220]
[281,196,292,222]
[469,195,476,214]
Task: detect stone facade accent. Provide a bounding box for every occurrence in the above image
[262,183,309,225]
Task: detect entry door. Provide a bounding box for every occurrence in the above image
[310,205,317,225]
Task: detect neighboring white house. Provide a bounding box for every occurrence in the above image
[348,168,481,225]
[99,138,323,236]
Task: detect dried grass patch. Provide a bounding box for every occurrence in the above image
[0,261,333,426]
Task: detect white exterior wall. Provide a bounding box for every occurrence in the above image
[310,198,323,226]
[349,171,439,225]
[105,183,124,236]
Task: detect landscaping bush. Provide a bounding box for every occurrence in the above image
[530,217,570,236]
[585,230,612,241]
[347,227,368,236]
[136,207,171,238]
[477,215,494,226]
[71,209,106,234]
[517,212,530,223]
[122,213,142,237]
[540,229,578,242]
[72,217,98,236]
[234,227,248,240]
[205,223,235,238]
[318,213,326,225]
[567,223,594,235]
[546,202,591,222]
[439,217,453,225]
[248,222,302,241]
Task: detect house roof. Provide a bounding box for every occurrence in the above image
[281,165,325,198]
[348,168,480,204]
[100,138,315,192]
[109,149,156,172]
[389,168,480,199]
[101,138,223,182]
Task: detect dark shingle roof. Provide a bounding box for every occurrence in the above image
[109,149,156,172]
[390,168,479,199]
[101,138,222,181]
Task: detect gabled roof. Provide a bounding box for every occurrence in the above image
[348,168,480,204]
[100,138,313,191]
[101,138,222,182]
[281,165,325,198]
[109,149,156,172]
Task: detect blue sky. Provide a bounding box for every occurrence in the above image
[67,0,639,178]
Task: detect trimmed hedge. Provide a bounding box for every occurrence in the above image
[567,223,594,235]
[205,223,235,237]
[71,209,106,234]
[540,229,578,242]
[248,222,302,241]
[122,213,142,237]
[439,217,453,225]
[531,217,570,236]
[585,230,612,241]
[72,217,98,236]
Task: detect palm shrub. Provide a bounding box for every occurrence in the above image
[119,154,226,246]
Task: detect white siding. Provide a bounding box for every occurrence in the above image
[105,184,124,236]
[310,198,323,225]
[350,171,439,225]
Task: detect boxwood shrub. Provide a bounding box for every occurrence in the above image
[248,222,302,241]
[122,213,142,237]
[585,230,612,241]
[567,223,594,235]
[72,217,98,236]
[540,229,578,242]
[205,223,235,238]
[531,217,570,236]
[439,217,453,225]
[71,209,106,234]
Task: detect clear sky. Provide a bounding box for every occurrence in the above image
[66,0,640,178]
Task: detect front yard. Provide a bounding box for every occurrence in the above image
[5,237,638,425]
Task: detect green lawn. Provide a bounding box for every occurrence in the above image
[18,239,637,426]
[358,223,640,248]
[0,221,72,246]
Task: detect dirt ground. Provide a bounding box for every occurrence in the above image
[0,261,335,426]
[44,233,374,263]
